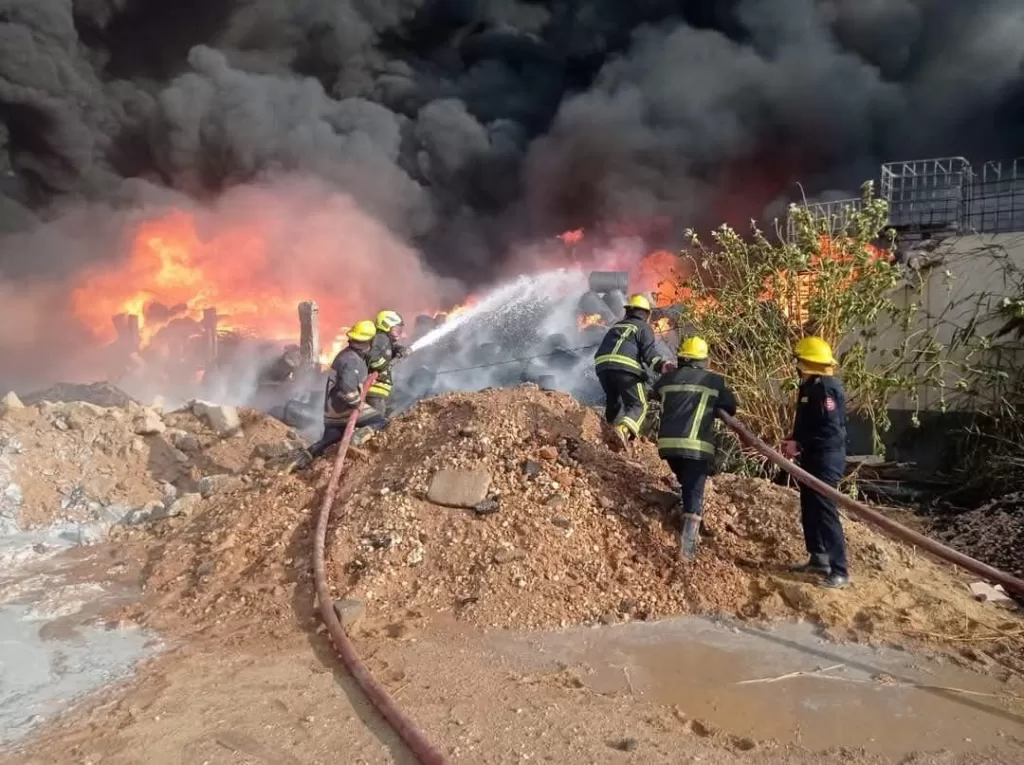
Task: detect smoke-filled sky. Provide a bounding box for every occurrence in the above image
[0,0,1021,280]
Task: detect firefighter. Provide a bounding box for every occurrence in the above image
[288,320,384,471]
[653,336,738,560]
[781,336,850,590]
[594,293,675,449]
[367,309,410,415]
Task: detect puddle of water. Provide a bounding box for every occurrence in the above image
[0,524,160,746]
[486,617,1024,754]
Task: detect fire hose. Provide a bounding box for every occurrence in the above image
[310,377,1024,765]
[311,372,450,765]
[718,411,1024,596]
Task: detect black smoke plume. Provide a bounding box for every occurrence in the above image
[0,0,1021,389]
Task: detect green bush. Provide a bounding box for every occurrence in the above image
[677,182,934,470]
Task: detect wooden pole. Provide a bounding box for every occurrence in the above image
[298,300,320,367]
[202,308,218,370]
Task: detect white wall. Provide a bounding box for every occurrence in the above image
[868,233,1024,411]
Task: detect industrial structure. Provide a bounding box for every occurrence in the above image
[788,156,1024,240]
[788,157,1024,466]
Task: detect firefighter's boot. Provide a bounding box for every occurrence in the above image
[614,424,631,453]
[284,448,313,474]
[679,513,701,560]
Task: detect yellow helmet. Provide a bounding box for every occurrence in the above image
[347,320,377,343]
[375,310,404,332]
[794,336,836,366]
[677,336,709,360]
[626,293,652,312]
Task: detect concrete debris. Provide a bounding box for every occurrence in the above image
[1,392,24,414]
[132,408,166,436]
[968,582,1011,603]
[426,469,493,509]
[191,401,241,435]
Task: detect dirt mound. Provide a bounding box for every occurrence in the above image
[314,387,1024,667]
[0,396,302,530]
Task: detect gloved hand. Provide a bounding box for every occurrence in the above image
[781,440,800,459]
[394,345,411,359]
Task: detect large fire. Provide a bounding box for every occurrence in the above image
[67,204,871,392]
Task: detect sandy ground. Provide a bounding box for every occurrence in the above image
[4,612,1023,765]
[3,388,1024,764]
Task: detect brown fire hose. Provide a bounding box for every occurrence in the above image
[312,372,450,765]
[718,411,1024,596]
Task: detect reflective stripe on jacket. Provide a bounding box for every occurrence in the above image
[654,363,738,460]
[368,333,403,398]
[594,316,664,376]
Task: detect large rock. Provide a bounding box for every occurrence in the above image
[192,400,241,435]
[426,469,492,509]
[0,392,24,414]
[333,599,366,630]
[132,408,166,435]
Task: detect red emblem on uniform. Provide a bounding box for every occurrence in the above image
[825,397,836,411]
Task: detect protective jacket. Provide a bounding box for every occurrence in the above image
[653,362,738,460]
[368,333,406,399]
[792,375,846,454]
[594,315,666,377]
[323,346,370,425]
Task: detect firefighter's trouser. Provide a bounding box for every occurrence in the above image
[666,457,709,517]
[597,369,648,436]
[310,404,385,458]
[365,393,391,418]
[798,451,849,578]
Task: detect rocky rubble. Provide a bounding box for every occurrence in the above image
[935,492,1024,579]
[0,389,303,537]
[18,383,1018,672]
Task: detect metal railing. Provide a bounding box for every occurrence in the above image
[789,156,1024,237]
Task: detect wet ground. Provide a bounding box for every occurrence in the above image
[0,529,158,745]
[487,616,1024,754]
[0,534,1021,763]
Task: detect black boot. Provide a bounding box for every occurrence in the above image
[820,572,850,589]
[789,555,830,576]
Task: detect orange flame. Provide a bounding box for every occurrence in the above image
[577,313,605,330]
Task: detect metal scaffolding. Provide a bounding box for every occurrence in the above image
[880,157,972,233]
[787,156,1024,238]
[970,159,1024,234]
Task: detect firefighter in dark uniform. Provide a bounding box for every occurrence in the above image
[781,336,850,589]
[288,320,384,471]
[654,336,738,559]
[367,309,409,416]
[594,293,674,449]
